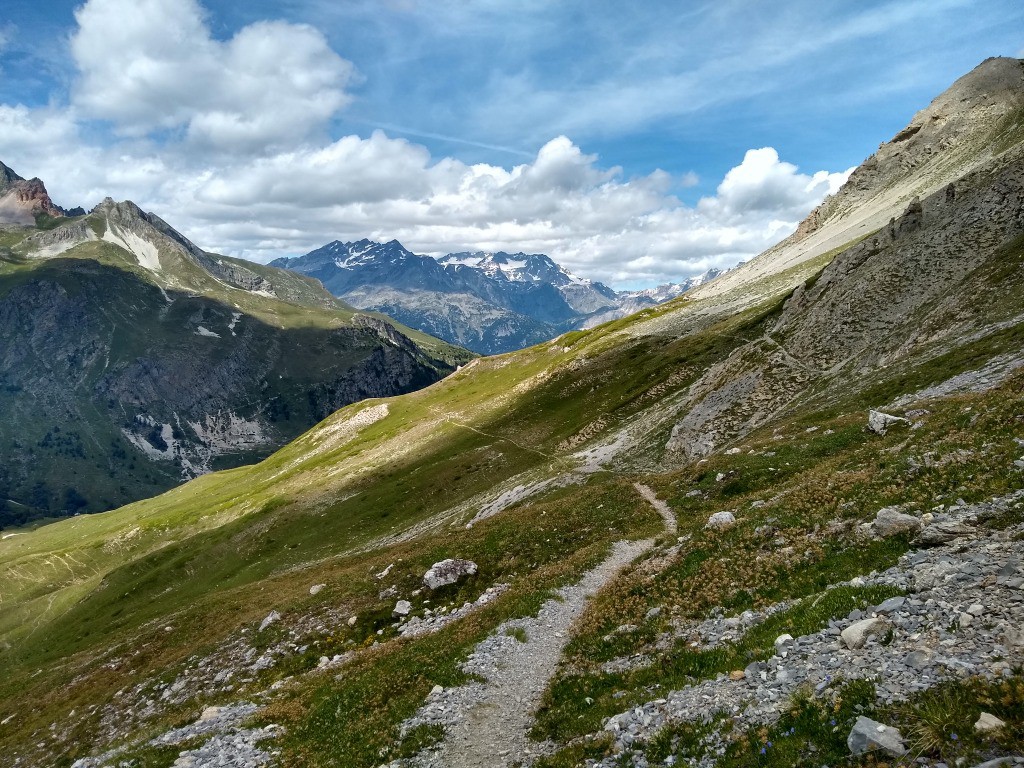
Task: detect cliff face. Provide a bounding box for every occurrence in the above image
[0,186,470,525]
[0,161,68,225]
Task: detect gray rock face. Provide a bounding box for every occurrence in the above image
[847,716,907,756]
[258,611,280,632]
[872,507,923,537]
[868,410,910,435]
[841,617,889,650]
[422,559,478,590]
[914,519,976,546]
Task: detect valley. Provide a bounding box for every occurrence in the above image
[1,55,1023,768]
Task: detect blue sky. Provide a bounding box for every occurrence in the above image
[0,0,1021,287]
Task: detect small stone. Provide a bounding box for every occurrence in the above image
[347,615,358,627]
[959,612,974,628]
[259,611,280,632]
[847,716,906,756]
[430,685,444,696]
[974,712,1006,733]
[715,472,726,482]
[905,649,933,669]
[774,633,794,648]
[966,603,984,617]
[875,596,907,614]
[706,511,736,529]
[309,584,326,595]
[729,669,745,681]
[393,600,412,617]
[725,447,741,455]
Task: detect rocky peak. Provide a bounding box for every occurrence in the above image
[0,160,68,224]
[0,160,24,191]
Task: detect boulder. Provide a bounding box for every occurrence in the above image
[847,716,906,757]
[974,712,1006,733]
[868,410,910,435]
[393,600,412,617]
[841,618,888,650]
[872,507,922,538]
[913,520,976,546]
[705,511,736,529]
[422,559,478,590]
[774,633,794,648]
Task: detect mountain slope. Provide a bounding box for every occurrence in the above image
[272,240,719,354]
[1,59,1023,768]
[0,190,471,526]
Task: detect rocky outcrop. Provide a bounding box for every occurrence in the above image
[0,161,69,225]
[422,559,478,590]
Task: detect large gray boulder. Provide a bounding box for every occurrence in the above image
[847,716,906,756]
[841,617,889,650]
[422,559,478,590]
[872,507,922,538]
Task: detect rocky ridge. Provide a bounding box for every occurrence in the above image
[273,240,721,354]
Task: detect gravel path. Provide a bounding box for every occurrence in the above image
[393,484,678,767]
[394,538,656,768]
[633,483,678,534]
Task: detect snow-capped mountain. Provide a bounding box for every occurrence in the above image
[272,242,719,354]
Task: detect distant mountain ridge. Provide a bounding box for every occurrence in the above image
[0,173,470,525]
[272,240,721,353]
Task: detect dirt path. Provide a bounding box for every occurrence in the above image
[633,482,678,534]
[396,484,677,768]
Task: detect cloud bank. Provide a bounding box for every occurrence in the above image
[0,0,852,287]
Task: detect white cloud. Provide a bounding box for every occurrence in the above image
[156,135,846,286]
[70,0,354,152]
[699,148,850,222]
[0,0,852,288]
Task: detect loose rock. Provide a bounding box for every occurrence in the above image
[705,511,736,529]
[423,559,478,590]
[868,410,910,435]
[847,716,906,757]
[841,617,888,650]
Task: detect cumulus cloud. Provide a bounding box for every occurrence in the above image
[159,135,848,286]
[0,0,853,288]
[70,0,354,151]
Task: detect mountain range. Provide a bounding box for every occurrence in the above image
[2,57,1024,768]
[0,178,470,526]
[271,241,720,354]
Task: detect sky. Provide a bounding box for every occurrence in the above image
[0,1,1021,288]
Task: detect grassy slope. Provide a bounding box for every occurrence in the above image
[1,176,1023,765]
[0,219,472,523]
